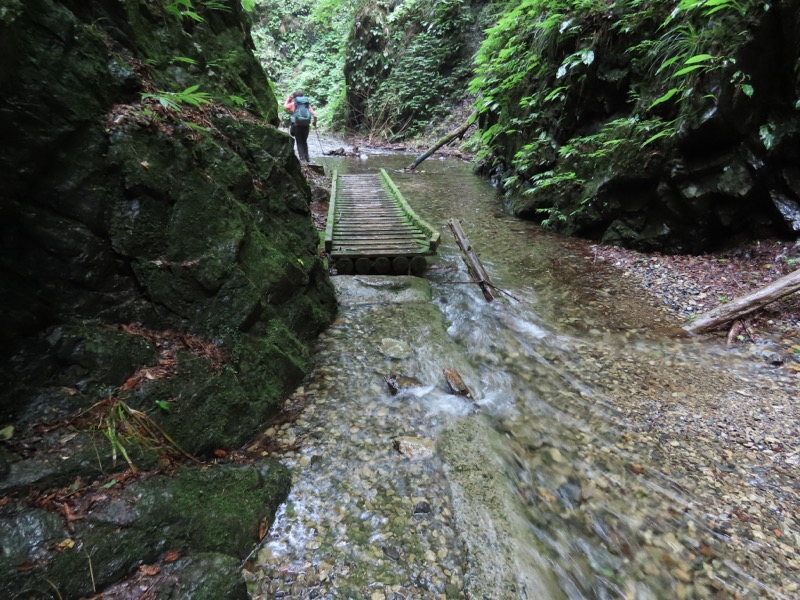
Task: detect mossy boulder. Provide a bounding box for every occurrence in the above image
[0,462,289,599]
[0,320,157,423]
[0,0,335,439]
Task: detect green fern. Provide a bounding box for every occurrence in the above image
[142,84,213,111]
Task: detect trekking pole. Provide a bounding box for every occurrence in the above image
[315,125,324,156]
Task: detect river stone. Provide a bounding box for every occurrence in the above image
[384,373,425,395]
[393,436,436,460]
[413,501,432,515]
[382,545,401,561]
[379,338,414,359]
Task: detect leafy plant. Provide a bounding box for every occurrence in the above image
[141,84,213,111]
[170,55,199,65]
[100,399,191,472]
[165,0,232,22]
[165,0,203,22]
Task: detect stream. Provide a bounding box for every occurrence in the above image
[246,152,799,599]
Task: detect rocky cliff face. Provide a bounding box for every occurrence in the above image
[0,0,335,435]
[474,0,800,253]
[342,0,489,138]
[0,1,335,595]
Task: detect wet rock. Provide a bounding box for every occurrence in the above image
[413,501,431,515]
[770,190,800,232]
[101,552,248,600]
[443,367,473,399]
[393,436,436,461]
[383,373,425,395]
[382,545,401,561]
[379,338,414,359]
[0,508,65,577]
[764,352,785,366]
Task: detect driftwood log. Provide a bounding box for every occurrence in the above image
[448,218,495,302]
[684,268,800,334]
[406,112,476,171]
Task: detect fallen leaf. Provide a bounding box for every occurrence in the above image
[258,516,270,540]
[54,538,75,551]
[17,562,38,572]
[121,375,140,391]
[140,160,150,169]
[139,564,161,576]
[164,550,180,562]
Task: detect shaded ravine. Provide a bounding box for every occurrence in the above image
[245,155,798,599]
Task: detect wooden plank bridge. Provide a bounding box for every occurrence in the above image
[324,169,439,275]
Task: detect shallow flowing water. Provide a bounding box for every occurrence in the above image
[247,153,799,599]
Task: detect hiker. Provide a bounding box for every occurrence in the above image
[284,91,317,162]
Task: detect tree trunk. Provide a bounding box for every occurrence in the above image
[406,112,476,171]
[684,268,800,334]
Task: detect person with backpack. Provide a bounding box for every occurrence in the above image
[284,91,317,163]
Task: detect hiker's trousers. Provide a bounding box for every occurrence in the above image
[291,124,311,162]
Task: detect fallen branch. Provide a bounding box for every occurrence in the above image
[406,112,476,171]
[685,268,800,334]
[448,218,495,302]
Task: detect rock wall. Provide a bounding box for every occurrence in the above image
[474,0,800,253]
[0,1,335,596]
[342,0,489,138]
[0,0,335,433]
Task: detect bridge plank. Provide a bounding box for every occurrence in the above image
[328,171,438,268]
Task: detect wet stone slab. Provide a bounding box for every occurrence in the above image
[246,287,475,599]
[332,275,434,306]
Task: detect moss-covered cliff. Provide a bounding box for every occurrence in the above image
[0,0,335,437]
[252,0,490,139]
[0,1,335,595]
[471,0,800,252]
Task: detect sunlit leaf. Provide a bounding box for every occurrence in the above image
[649,87,681,109]
[672,65,705,77]
[684,53,715,64]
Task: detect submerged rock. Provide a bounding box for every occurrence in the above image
[383,372,425,395]
[380,338,414,359]
[393,436,436,461]
[443,367,474,399]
